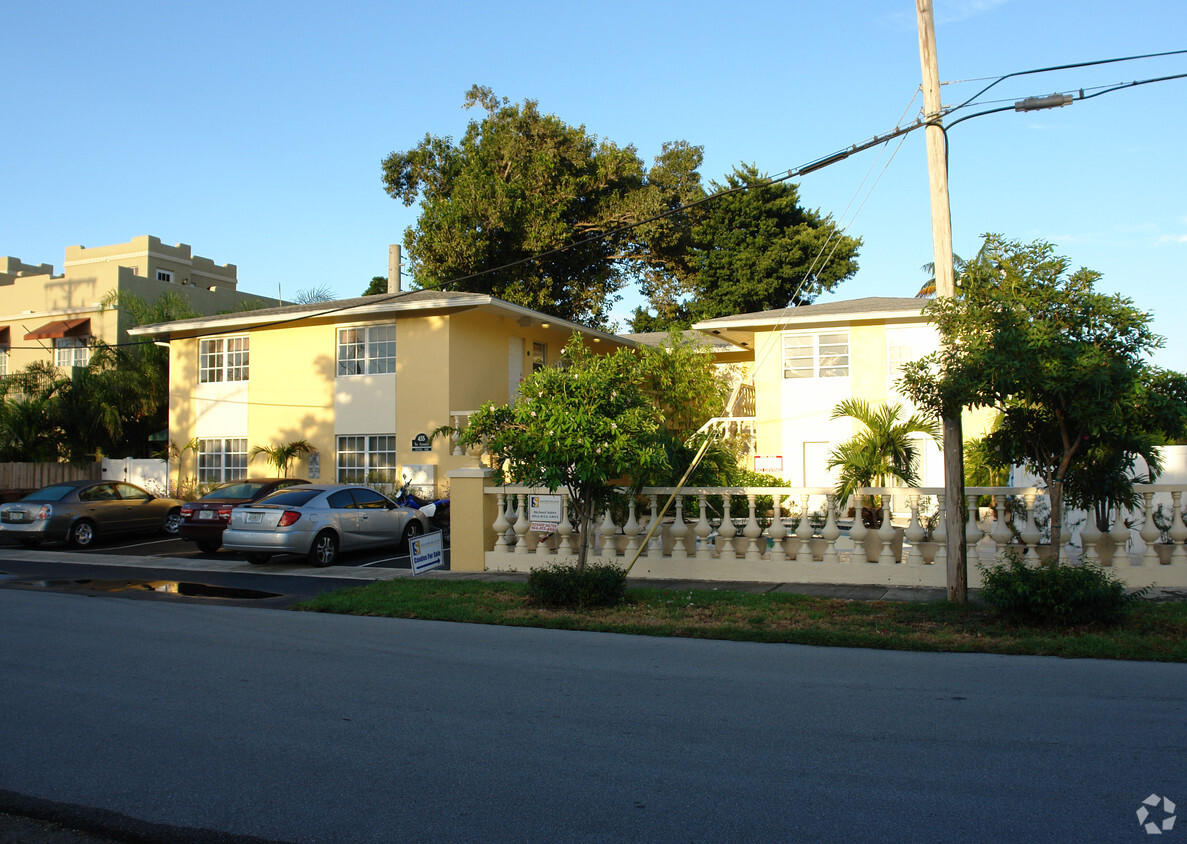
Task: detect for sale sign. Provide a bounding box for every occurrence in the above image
[410,530,444,575]
[529,494,563,533]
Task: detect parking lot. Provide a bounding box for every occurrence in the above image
[0,529,438,569]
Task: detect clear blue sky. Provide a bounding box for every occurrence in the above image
[4,0,1184,367]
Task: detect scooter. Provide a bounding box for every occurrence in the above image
[394,479,450,540]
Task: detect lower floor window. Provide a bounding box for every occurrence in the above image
[337,434,396,484]
[197,438,248,484]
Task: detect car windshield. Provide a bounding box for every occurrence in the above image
[203,482,266,500]
[21,485,77,502]
[255,488,321,507]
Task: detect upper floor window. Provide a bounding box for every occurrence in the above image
[157,269,173,283]
[337,324,395,376]
[199,336,249,383]
[54,336,90,369]
[782,331,849,379]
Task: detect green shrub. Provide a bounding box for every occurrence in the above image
[527,563,627,608]
[978,553,1145,627]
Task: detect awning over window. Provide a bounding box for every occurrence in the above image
[24,317,90,341]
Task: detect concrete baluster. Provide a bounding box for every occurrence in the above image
[556,496,574,556]
[1078,508,1101,566]
[623,497,641,555]
[669,495,689,559]
[1170,491,1187,564]
[795,494,814,563]
[933,493,947,568]
[513,494,531,554]
[849,493,868,562]
[965,494,984,565]
[767,494,788,562]
[904,494,925,566]
[691,493,712,559]
[877,496,897,565]
[717,493,738,561]
[744,494,763,561]
[822,494,841,565]
[990,496,1013,560]
[1109,504,1131,567]
[492,492,510,551]
[1139,491,1161,566]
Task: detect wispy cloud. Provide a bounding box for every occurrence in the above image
[1155,233,1187,246]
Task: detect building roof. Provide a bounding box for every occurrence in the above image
[691,297,928,351]
[127,288,630,346]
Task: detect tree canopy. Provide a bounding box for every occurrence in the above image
[898,234,1187,560]
[384,88,859,330]
[632,164,861,330]
[383,86,699,327]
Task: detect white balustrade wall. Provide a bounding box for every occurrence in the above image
[480,484,1187,589]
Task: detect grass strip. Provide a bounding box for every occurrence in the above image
[293,579,1187,662]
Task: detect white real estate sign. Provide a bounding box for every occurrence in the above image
[529,494,562,533]
[410,531,444,575]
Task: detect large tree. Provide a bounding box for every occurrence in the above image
[898,234,1187,563]
[630,163,861,330]
[383,86,701,328]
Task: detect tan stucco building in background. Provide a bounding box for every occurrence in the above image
[0,235,275,377]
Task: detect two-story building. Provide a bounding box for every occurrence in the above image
[692,297,996,488]
[128,290,632,496]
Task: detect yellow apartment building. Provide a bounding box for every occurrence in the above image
[693,297,996,488]
[128,290,631,496]
[0,235,275,377]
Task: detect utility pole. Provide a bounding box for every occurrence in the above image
[916,0,967,602]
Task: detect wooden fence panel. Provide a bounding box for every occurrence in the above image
[0,462,101,500]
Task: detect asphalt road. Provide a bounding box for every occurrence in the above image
[2,587,1184,843]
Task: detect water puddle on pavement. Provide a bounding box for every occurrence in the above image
[6,578,282,601]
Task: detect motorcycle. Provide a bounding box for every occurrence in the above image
[394,479,450,541]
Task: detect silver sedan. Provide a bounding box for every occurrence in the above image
[221,484,429,566]
[0,480,183,548]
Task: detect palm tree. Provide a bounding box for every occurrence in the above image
[827,399,941,525]
[249,440,317,478]
[166,438,201,497]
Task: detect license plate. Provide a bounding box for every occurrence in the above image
[199,510,214,520]
[247,512,262,524]
[5,511,26,523]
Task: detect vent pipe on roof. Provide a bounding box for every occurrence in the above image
[388,245,401,294]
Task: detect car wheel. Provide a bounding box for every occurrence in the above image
[163,508,182,535]
[246,553,271,565]
[70,519,97,548]
[197,539,221,554]
[402,520,424,550]
[309,530,339,567]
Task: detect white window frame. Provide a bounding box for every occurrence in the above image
[157,269,173,283]
[199,336,250,383]
[54,336,90,369]
[0,348,7,378]
[336,434,397,484]
[337,324,395,376]
[782,331,849,379]
[197,437,248,484]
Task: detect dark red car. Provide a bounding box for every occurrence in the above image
[179,478,310,552]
